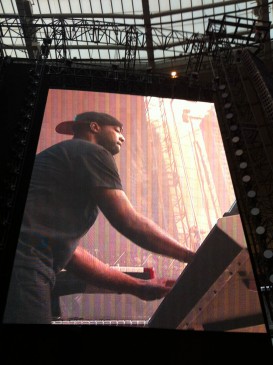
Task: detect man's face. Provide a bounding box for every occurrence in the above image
[96,124,125,155]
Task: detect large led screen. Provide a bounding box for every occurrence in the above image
[4,88,266,332]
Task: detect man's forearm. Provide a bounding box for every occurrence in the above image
[66,246,174,301]
[97,189,195,264]
[120,213,194,263]
[66,246,144,294]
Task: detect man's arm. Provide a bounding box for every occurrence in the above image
[95,188,195,263]
[66,245,173,300]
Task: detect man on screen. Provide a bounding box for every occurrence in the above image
[3,111,195,324]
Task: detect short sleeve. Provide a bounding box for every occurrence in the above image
[73,141,123,190]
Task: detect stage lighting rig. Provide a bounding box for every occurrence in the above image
[41,37,52,58]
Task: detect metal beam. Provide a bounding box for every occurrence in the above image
[141,0,154,70]
[15,0,39,59]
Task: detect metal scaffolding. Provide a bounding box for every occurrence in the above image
[212,47,273,338]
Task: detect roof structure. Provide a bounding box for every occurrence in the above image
[0,0,273,76]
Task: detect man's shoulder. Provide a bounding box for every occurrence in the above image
[52,139,105,152]
[61,139,99,147]
[58,140,114,164]
[37,140,106,162]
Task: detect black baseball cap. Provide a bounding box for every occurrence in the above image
[55,111,123,135]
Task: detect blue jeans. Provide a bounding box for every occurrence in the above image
[3,266,52,324]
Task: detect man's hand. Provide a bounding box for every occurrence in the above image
[95,188,196,263]
[135,278,175,301]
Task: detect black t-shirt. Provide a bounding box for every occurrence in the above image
[15,139,123,282]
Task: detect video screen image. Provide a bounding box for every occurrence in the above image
[5,89,266,331]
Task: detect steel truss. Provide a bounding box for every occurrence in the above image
[186,15,271,74]
[0,14,270,72]
[0,56,47,251]
[212,48,273,338]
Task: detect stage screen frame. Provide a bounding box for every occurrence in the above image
[2,82,267,333]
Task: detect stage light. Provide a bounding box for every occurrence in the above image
[247,190,256,198]
[231,136,240,143]
[264,249,273,259]
[6,199,13,208]
[9,184,16,192]
[13,167,20,175]
[29,89,38,97]
[242,175,251,183]
[230,124,238,131]
[226,112,234,120]
[17,152,24,160]
[170,71,178,79]
[30,79,39,86]
[21,125,29,132]
[221,92,229,99]
[250,207,260,216]
[41,37,52,57]
[235,148,244,156]
[239,161,247,169]
[256,226,265,235]
[23,113,32,121]
[219,84,226,90]
[224,102,232,109]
